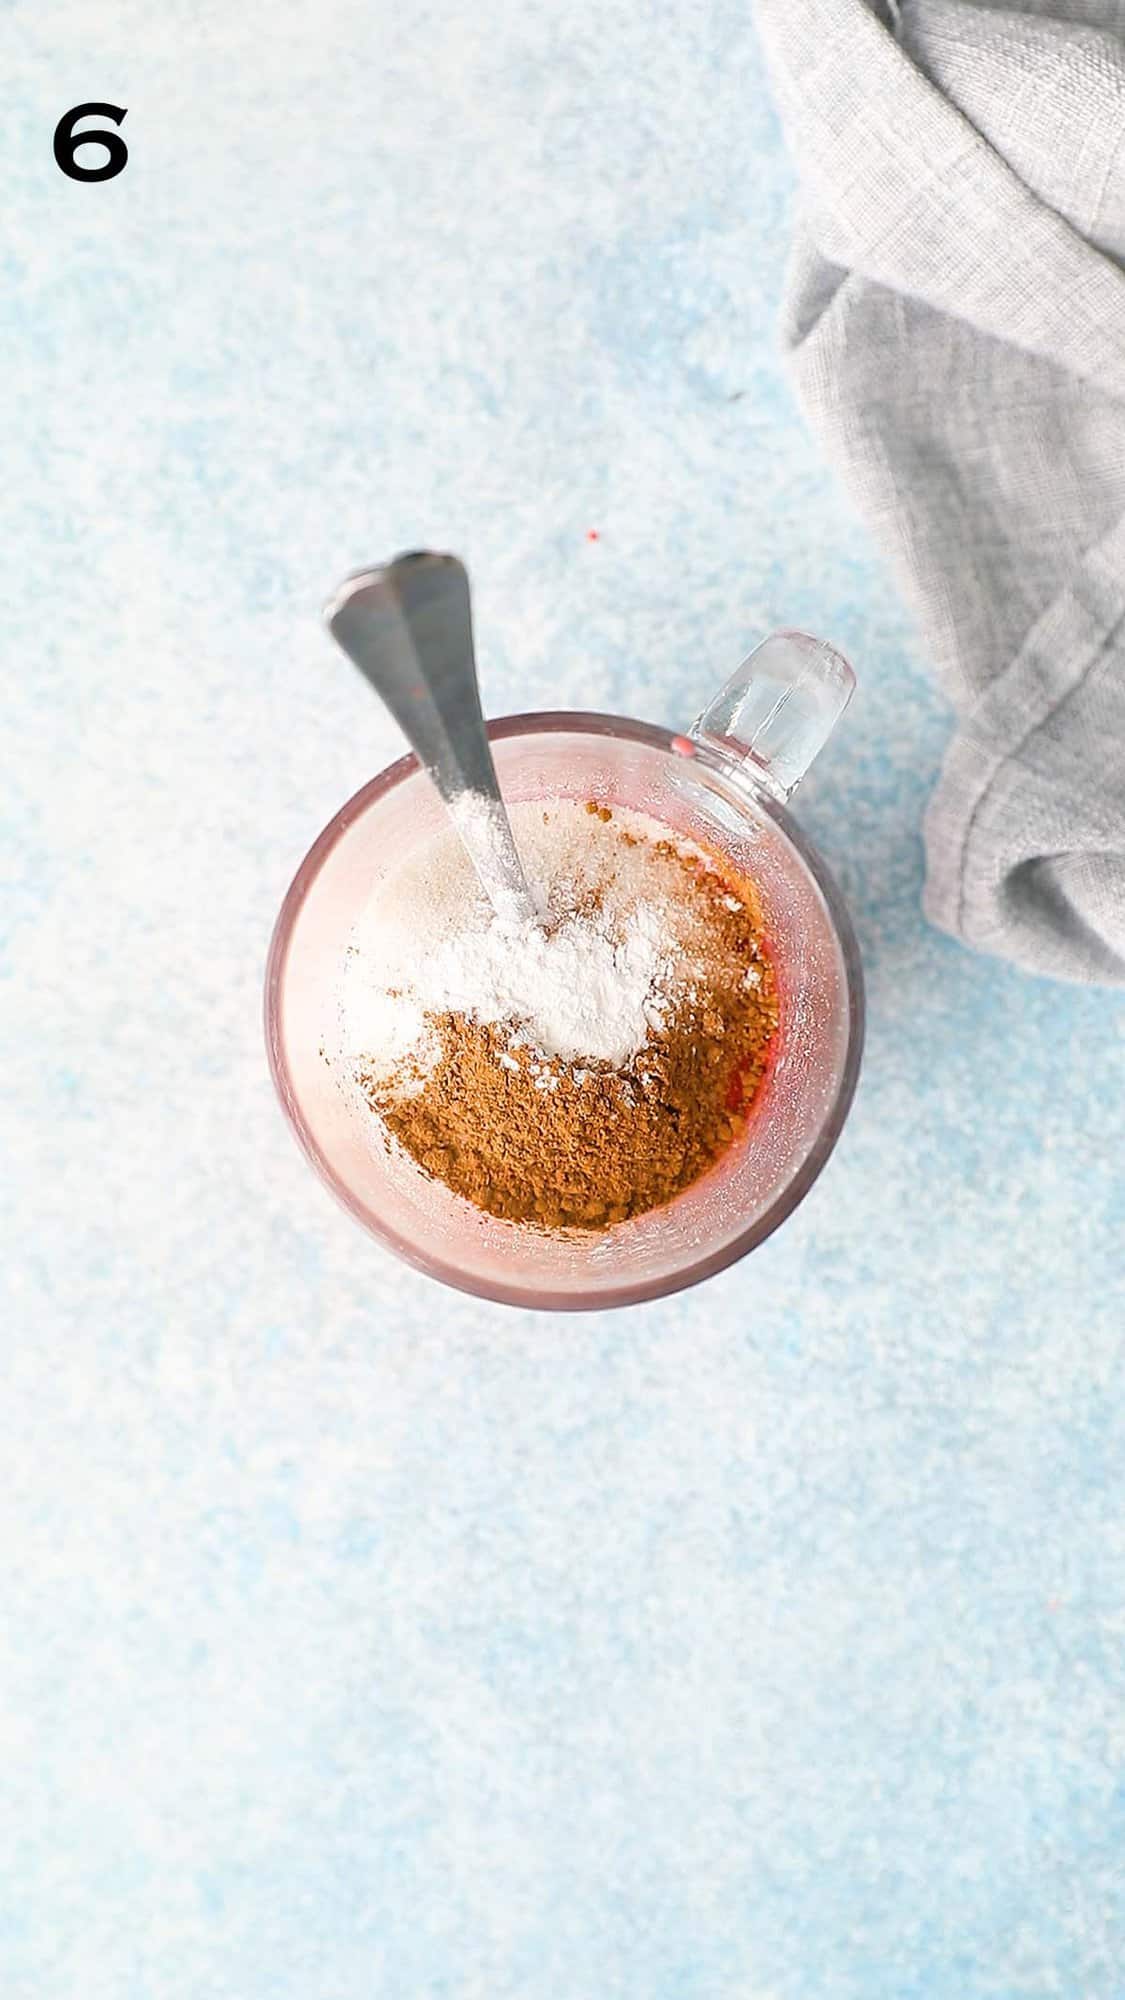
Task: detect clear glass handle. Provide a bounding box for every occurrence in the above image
[689,629,855,803]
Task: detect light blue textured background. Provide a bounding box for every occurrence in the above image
[5,5,1125,1996]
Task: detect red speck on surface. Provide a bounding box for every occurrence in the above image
[586,529,600,541]
[670,734,695,758]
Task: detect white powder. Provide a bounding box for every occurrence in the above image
[340,798,716,1086]
[449,792,541,930]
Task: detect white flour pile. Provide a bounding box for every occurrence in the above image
[339,799,712,1087]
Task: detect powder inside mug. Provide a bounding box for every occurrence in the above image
[339,799,778,1229]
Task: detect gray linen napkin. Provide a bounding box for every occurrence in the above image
[756,0,1125,983]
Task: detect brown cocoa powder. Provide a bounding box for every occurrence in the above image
[358,828,778,1231]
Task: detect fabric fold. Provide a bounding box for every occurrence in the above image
[757,0,1125,982]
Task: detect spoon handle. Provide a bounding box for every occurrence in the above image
[325,553,538,926]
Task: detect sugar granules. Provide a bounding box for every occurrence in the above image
[340,799,778,1230]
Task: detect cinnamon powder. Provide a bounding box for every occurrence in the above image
[358,824,778,1231]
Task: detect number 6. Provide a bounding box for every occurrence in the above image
[54,104,128,183]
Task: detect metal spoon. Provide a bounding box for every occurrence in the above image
[324,552,539,927]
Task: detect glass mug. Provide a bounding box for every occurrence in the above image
[265,632,863,1309]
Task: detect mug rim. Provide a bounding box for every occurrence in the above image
[264,710,865,1310]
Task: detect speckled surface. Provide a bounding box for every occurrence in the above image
[6,5,1125,1996]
